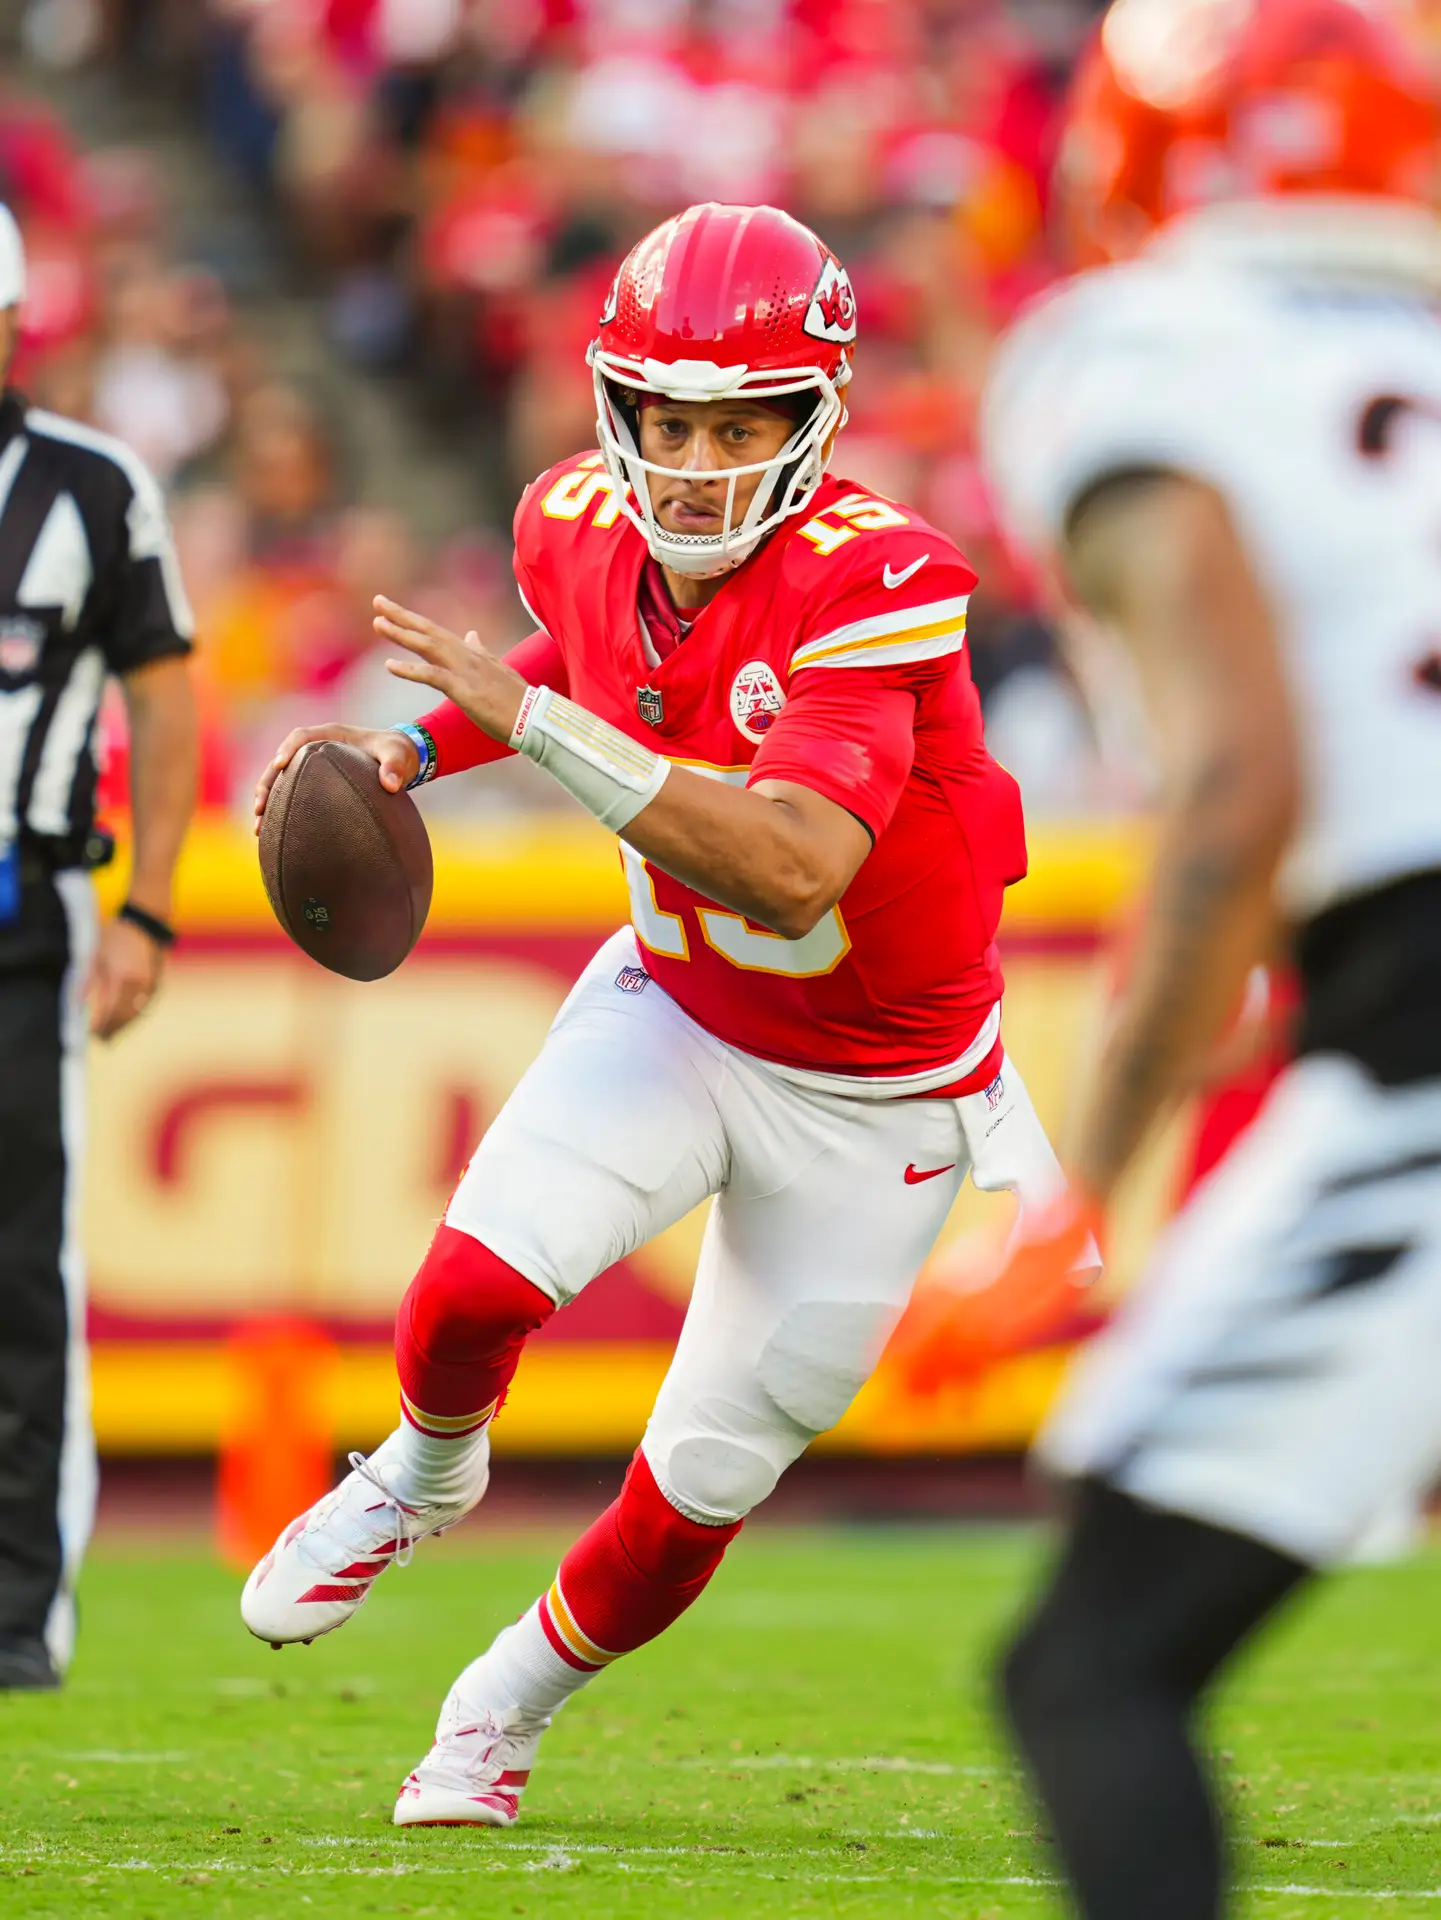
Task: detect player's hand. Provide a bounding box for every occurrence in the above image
[374,596,526,744]
[888,1193,1107,1394]
[252,724,420,834]
[89,913,166,1040]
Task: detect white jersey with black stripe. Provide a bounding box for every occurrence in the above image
[982,201,1441,920]
[0,396,191,861]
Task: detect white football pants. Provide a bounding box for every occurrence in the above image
[447,929,1063,1525]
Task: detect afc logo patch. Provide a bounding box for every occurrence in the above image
[985,1073,1005,1111]
[730,659,786,742]
[615,963,650,994]
[0,615,44,679]
[637,684,664,726]
[803,258,857,344]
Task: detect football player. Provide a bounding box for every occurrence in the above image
[242,203,1070,1826]
[969,2,1441,1914]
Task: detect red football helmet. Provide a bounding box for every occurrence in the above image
[1059,0,1441,263]
[588,203,856,577]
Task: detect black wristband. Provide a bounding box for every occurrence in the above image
[119,901,178,948]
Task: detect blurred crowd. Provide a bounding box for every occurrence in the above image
[7,0,1148,817]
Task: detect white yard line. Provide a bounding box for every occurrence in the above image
[1250,1888,1441,1901]
[682,1752,1002,1776]
[7,1846,1441,1898]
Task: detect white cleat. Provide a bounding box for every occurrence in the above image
[240,1442,481,1648]
[394,1696,549,1828]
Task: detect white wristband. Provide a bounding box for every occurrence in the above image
[509,685,670,831]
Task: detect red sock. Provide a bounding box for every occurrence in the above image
[394,1225,554,1436]
[540,1451,741,1666]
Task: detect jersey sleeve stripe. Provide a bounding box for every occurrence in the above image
[791,600,969,672]
[795,623,969,672]
[797,612,966,665]
[789,595,969,670]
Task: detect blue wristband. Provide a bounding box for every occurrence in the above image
[396,723,437,788]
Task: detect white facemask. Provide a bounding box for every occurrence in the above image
[587,349,849,577]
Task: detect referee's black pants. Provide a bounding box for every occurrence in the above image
[0,868,97,1683]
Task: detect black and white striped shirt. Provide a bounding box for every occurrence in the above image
[0,390,192,868]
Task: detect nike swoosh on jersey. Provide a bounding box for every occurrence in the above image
[882,554,930,590]
[904,1161,956,1184]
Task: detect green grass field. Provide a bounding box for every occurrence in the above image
[2,1523,1440,1917]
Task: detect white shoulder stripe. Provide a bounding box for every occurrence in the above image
[796,626,969,671]
[790,593,969,672]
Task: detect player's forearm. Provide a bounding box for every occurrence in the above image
[1070,782,1281,1202]
[122,655,198,917]
[624,772,853,939]
[374,609,864,931]
[499,682,865,936]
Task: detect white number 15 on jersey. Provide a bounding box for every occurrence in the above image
[620,844,849,979]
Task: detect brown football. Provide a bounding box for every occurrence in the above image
[258,740,433,980]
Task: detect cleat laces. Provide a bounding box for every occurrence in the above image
[348,1450,420,1566]
[295,1450,421,1575]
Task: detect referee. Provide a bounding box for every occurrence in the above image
[0,205,197,1689]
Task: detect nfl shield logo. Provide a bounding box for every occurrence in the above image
[637,684,664,726]
[985,1073,1005,1111]
[0,617,43,679]
[615,964,649,994]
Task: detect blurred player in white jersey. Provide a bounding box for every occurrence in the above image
[968,1,1441,1914]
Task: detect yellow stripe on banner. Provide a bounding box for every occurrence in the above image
[793,613,966,668]
[94,812,1149,934]
[90,1339,1074,1456]
[547,1578,617,1666]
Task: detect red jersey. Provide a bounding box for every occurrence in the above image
[429,454,1026,1079]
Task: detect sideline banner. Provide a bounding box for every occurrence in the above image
[87,815,1174,1455]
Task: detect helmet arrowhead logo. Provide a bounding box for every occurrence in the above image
[803,259,857,344]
